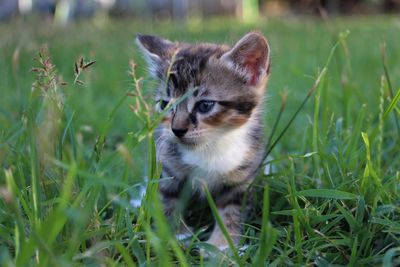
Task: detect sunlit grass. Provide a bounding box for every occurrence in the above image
[0,16,399,266]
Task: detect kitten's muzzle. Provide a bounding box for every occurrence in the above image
[172,128,188,138]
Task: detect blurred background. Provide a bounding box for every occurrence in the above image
[1,0,400,23]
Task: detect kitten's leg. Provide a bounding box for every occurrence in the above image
[158,169,183,216]
[159,179,195,239]
[161,193,194,241]
[207,204,242,250]
[207,184,250,250]
[161,194,178,217]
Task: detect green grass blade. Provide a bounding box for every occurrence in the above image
[254,185,277,265]
[91,94,128,163]
[383,88,400,121]
[296,189,357,200]
[60,110,75,147]
[337,204,361,232]
[265,93,286,153]
[348,236,358,267]
[114,242,137,267]
[4,169,26,257]
[346,104,366,164]
[202,184,243,267]
[27,109,41,227]
[381,43,400,135]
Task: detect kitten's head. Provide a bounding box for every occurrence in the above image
[136,32,270,148]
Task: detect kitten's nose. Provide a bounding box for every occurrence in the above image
[172,128,188,138]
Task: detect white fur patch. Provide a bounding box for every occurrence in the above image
[180,118,255,189]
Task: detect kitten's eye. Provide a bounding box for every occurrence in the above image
[159,100,169,110]
[197,100,215,114]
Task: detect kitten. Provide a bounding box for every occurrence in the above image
[136,32,270,250]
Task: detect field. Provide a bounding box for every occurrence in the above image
[0,15,399,266]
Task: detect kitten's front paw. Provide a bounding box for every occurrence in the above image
[208,234,230,251]
[207,230,239,251]
[175,222,193,244]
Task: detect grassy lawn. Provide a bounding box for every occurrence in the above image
[0,15,399,266]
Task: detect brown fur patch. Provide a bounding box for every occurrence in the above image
[202,108,250,127]
[202,109,231,126]
[226,114,249,126]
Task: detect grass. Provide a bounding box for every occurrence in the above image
[0,15,400,266]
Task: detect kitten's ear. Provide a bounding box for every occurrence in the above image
[136,34,175,77]
[222,32,270,86]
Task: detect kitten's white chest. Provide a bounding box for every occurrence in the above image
[180,123,252,187]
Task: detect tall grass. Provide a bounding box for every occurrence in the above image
[0,16,399,266]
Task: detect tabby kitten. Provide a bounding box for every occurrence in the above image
[136,32,270,250]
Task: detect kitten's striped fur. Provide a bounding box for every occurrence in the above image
[137,32,270,249]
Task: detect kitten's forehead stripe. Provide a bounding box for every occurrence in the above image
[162,45,227,97]
[199,89,209,98]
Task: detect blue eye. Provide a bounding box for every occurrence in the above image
[197,100,215,114]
